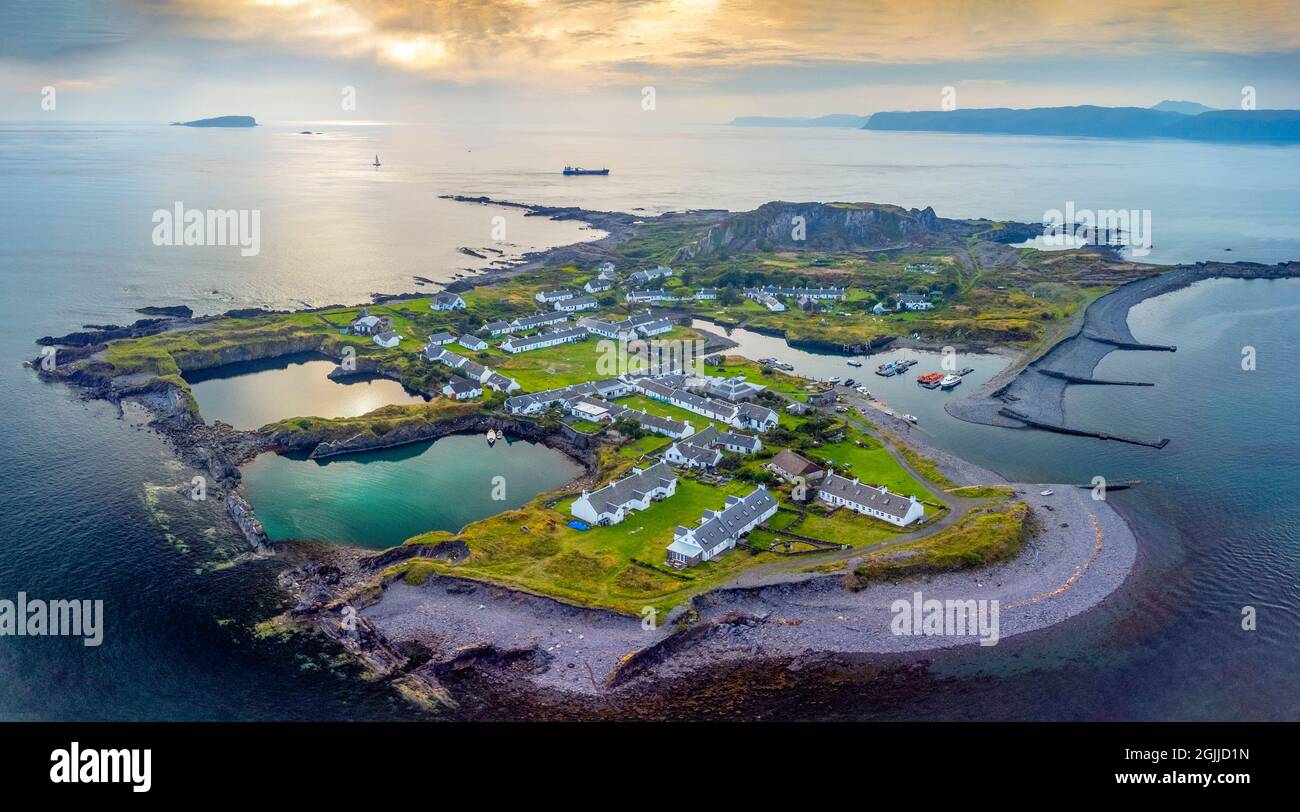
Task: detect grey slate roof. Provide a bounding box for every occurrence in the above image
[459,360,488,381]
[623,410,687,436]
[583,462,676,518]
[768,448,820,479]
[737,401,778,425]
[426,347,467,367]
[445,376,482,396]
[705,376,765,401]
[501,326,587,351]
[511,312,569,330]
[817,473,913,520]
[484,372,516,391]
[626,310,663,327]
[688,488,777,556]
[680,424,756,452]
[672,442,721,467]
[635,318,673,334]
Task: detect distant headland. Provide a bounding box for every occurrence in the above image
[731,102,1300,142]
[172,116,257,128]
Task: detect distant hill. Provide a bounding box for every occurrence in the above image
[670,201,1037,263]
[172,116,257,128]
[862,105,1300,142]
[1151,99,1216,115]
[864,106,1186,138]
[730,114,870,128]
[1162,109,1300,141]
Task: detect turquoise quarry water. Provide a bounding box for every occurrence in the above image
[2,120,1297,719]
[240,434,583,549]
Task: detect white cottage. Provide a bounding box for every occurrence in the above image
[571,462,677,526]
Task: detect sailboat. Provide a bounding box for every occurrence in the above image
[372,154,381,168]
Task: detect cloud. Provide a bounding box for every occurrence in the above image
[132,0,1300,86]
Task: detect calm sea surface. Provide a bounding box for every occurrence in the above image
[1,121,1297,719]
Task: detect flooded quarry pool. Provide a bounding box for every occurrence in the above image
[240,433,584,549]
[184,352,427,430]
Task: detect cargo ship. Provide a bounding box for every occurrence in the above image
[563,166,610,176]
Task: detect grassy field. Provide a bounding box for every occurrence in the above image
[260,400,481,437]
[850,499,1032,587]
[807,433,937,502]
[772,506,903,547]
[885,437,959,491]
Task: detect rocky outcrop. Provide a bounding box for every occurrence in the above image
[671,201,1032,262]
[170,335,326,372]
[37,318,174,347]
[136,305,194,318]
[360,539,471,571]
[224,493,269,552]
[300,413,599,463]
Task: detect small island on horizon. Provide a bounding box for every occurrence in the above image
[172,115,258,128]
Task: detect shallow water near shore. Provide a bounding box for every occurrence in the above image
[240,433,584,549]
[185,352,428,430]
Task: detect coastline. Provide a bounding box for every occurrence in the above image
[351,479,1135,705]
[33,195,1284,715]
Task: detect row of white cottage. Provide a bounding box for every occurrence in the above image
[504,372,779,435]
[423,342,521,400]
[571,447,924,568]
[569,462,778,568]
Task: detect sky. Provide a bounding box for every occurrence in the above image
[2,0,1299,124]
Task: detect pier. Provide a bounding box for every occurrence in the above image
[1082,333,1177,352]
[998,407,1170,449]
[1035,368,1155,386]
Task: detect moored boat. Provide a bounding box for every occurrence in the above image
[917,371,944,388]
[940,374,962,389]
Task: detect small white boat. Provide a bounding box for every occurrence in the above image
[486,429,498,444]
[902,414,918,423]
[847,360,863,368]
[828,376,842,385]
[1039,489,1054,496]
[939,374,962,389]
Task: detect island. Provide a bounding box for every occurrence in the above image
[172,115,258,128]
[30,196,1300,712]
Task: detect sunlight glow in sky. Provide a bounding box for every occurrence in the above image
[2,0,1298,122]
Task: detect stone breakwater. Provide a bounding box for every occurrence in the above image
[948,261,1300,446]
